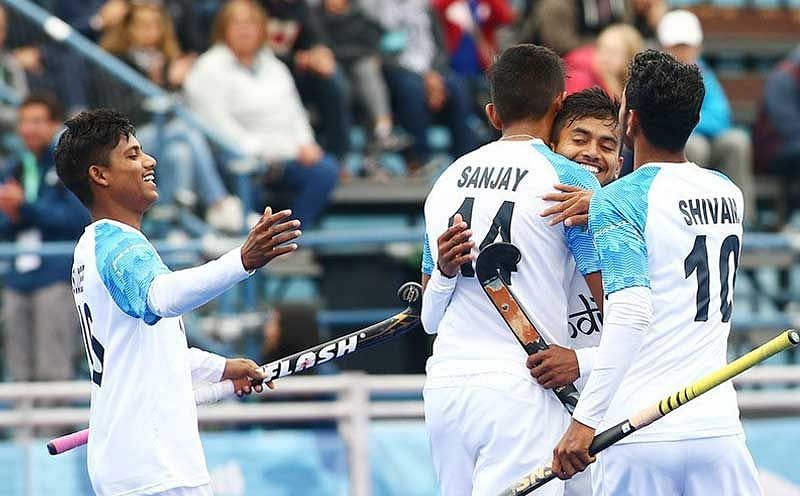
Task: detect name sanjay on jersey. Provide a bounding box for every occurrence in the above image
[457,166,529,191]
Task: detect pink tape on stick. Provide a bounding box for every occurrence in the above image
[47,429,89,455]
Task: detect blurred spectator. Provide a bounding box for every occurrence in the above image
[629,0,666,42]
[0,6,28,138]
[261,0,352,160]
[433,0,514,75]
[0,93,89,383]
[185,0,338,228]
[98,1,244,233]
[433,0,514,129]
[317,0,408,154]
[54,0,128,42]
[361,0,479,172]
[513,0,628,55]
[564,23,643,97]
[658,10,755,222]
[753,46,800,210]
[261,303,321,365]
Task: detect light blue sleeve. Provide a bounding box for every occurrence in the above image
[535,144,602,275]
[95,223,171,325]
[421,233,434,276]
[588,167,660,295]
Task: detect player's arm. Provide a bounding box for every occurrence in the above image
[189,348,273,396]
[147,208,300,319]
[529,166,604,389]
[420,214,474,334]
[540,184,594,227]
[552,190,653,480]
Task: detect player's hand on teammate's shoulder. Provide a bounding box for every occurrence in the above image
[552,419,596,480]
[527,344,580,389]
[241,206,302,271]
[436,213,474,278]
[540,184,593,227]
[222,358,275,397]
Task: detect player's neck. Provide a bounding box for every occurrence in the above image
[90,203,144,231]
[633,139,687,170]
[500,122,551,144]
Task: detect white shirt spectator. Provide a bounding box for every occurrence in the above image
[184,44,314,162]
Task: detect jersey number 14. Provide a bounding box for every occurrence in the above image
[684,234,741,323]
[449,197,515,278]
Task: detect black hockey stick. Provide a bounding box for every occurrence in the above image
[47,282,423,455]
[475,242,580,413]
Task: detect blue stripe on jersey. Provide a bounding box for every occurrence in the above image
[422,233,434,275]
[589,166,662,295]
[95,223,170,325]
[533,144,602,275]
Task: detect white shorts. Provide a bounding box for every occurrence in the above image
[423,371,571,496]
[152,484,214,496]
[593,435,762,496]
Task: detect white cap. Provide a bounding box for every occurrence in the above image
[657,10,703,48]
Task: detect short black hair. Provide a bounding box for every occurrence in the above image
[625,50,704,152]
[55,109,136,207]
[20,91,65,122]
[551,87,620,143]
[488,44,565,124]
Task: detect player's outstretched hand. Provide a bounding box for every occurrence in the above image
[241,207,301,271]
[540,184,593,227]
[552,419,596,480]
[222,358,275,397]
[437,213,474,277]
[527,344,580,389]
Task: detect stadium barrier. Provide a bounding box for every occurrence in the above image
[2,369,800,496]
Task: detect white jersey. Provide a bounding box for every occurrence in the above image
[588,162,745,442]
[424,138,601,378]
[72,219,210,496]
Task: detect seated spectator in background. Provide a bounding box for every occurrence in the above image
[433,0,514,117]
[361,0,479,172]
[753,45,800,214]
[54,0,128,42]
[318,0,407,154]
[513,0,628,55]
[658,10,755,222]
[629,0,666,42]
[98,1,244,233]
[564,23,643,97]
[261,303,321,366]
[185,0,338,228]
[0,6,28,139]
[261,0,352,160]
[6,7,88,113]
[0,93,89,384]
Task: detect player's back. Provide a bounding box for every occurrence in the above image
[71,219,209,495]
[592,162,744,442]
[424,139,600,376]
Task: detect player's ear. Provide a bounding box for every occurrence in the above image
[87,164,110,188]
[626,109,639,141]
[485,103,502,131]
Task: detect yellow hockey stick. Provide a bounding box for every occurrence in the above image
[499,329,800,496]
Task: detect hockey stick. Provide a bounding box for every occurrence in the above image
[475,242,580,413]
[498,329,800,496]
[47,281,423,455]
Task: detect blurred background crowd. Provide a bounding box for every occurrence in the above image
[0,0,798,399]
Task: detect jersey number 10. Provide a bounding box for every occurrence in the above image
[449,197,515,278]
[684,234,741,323]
